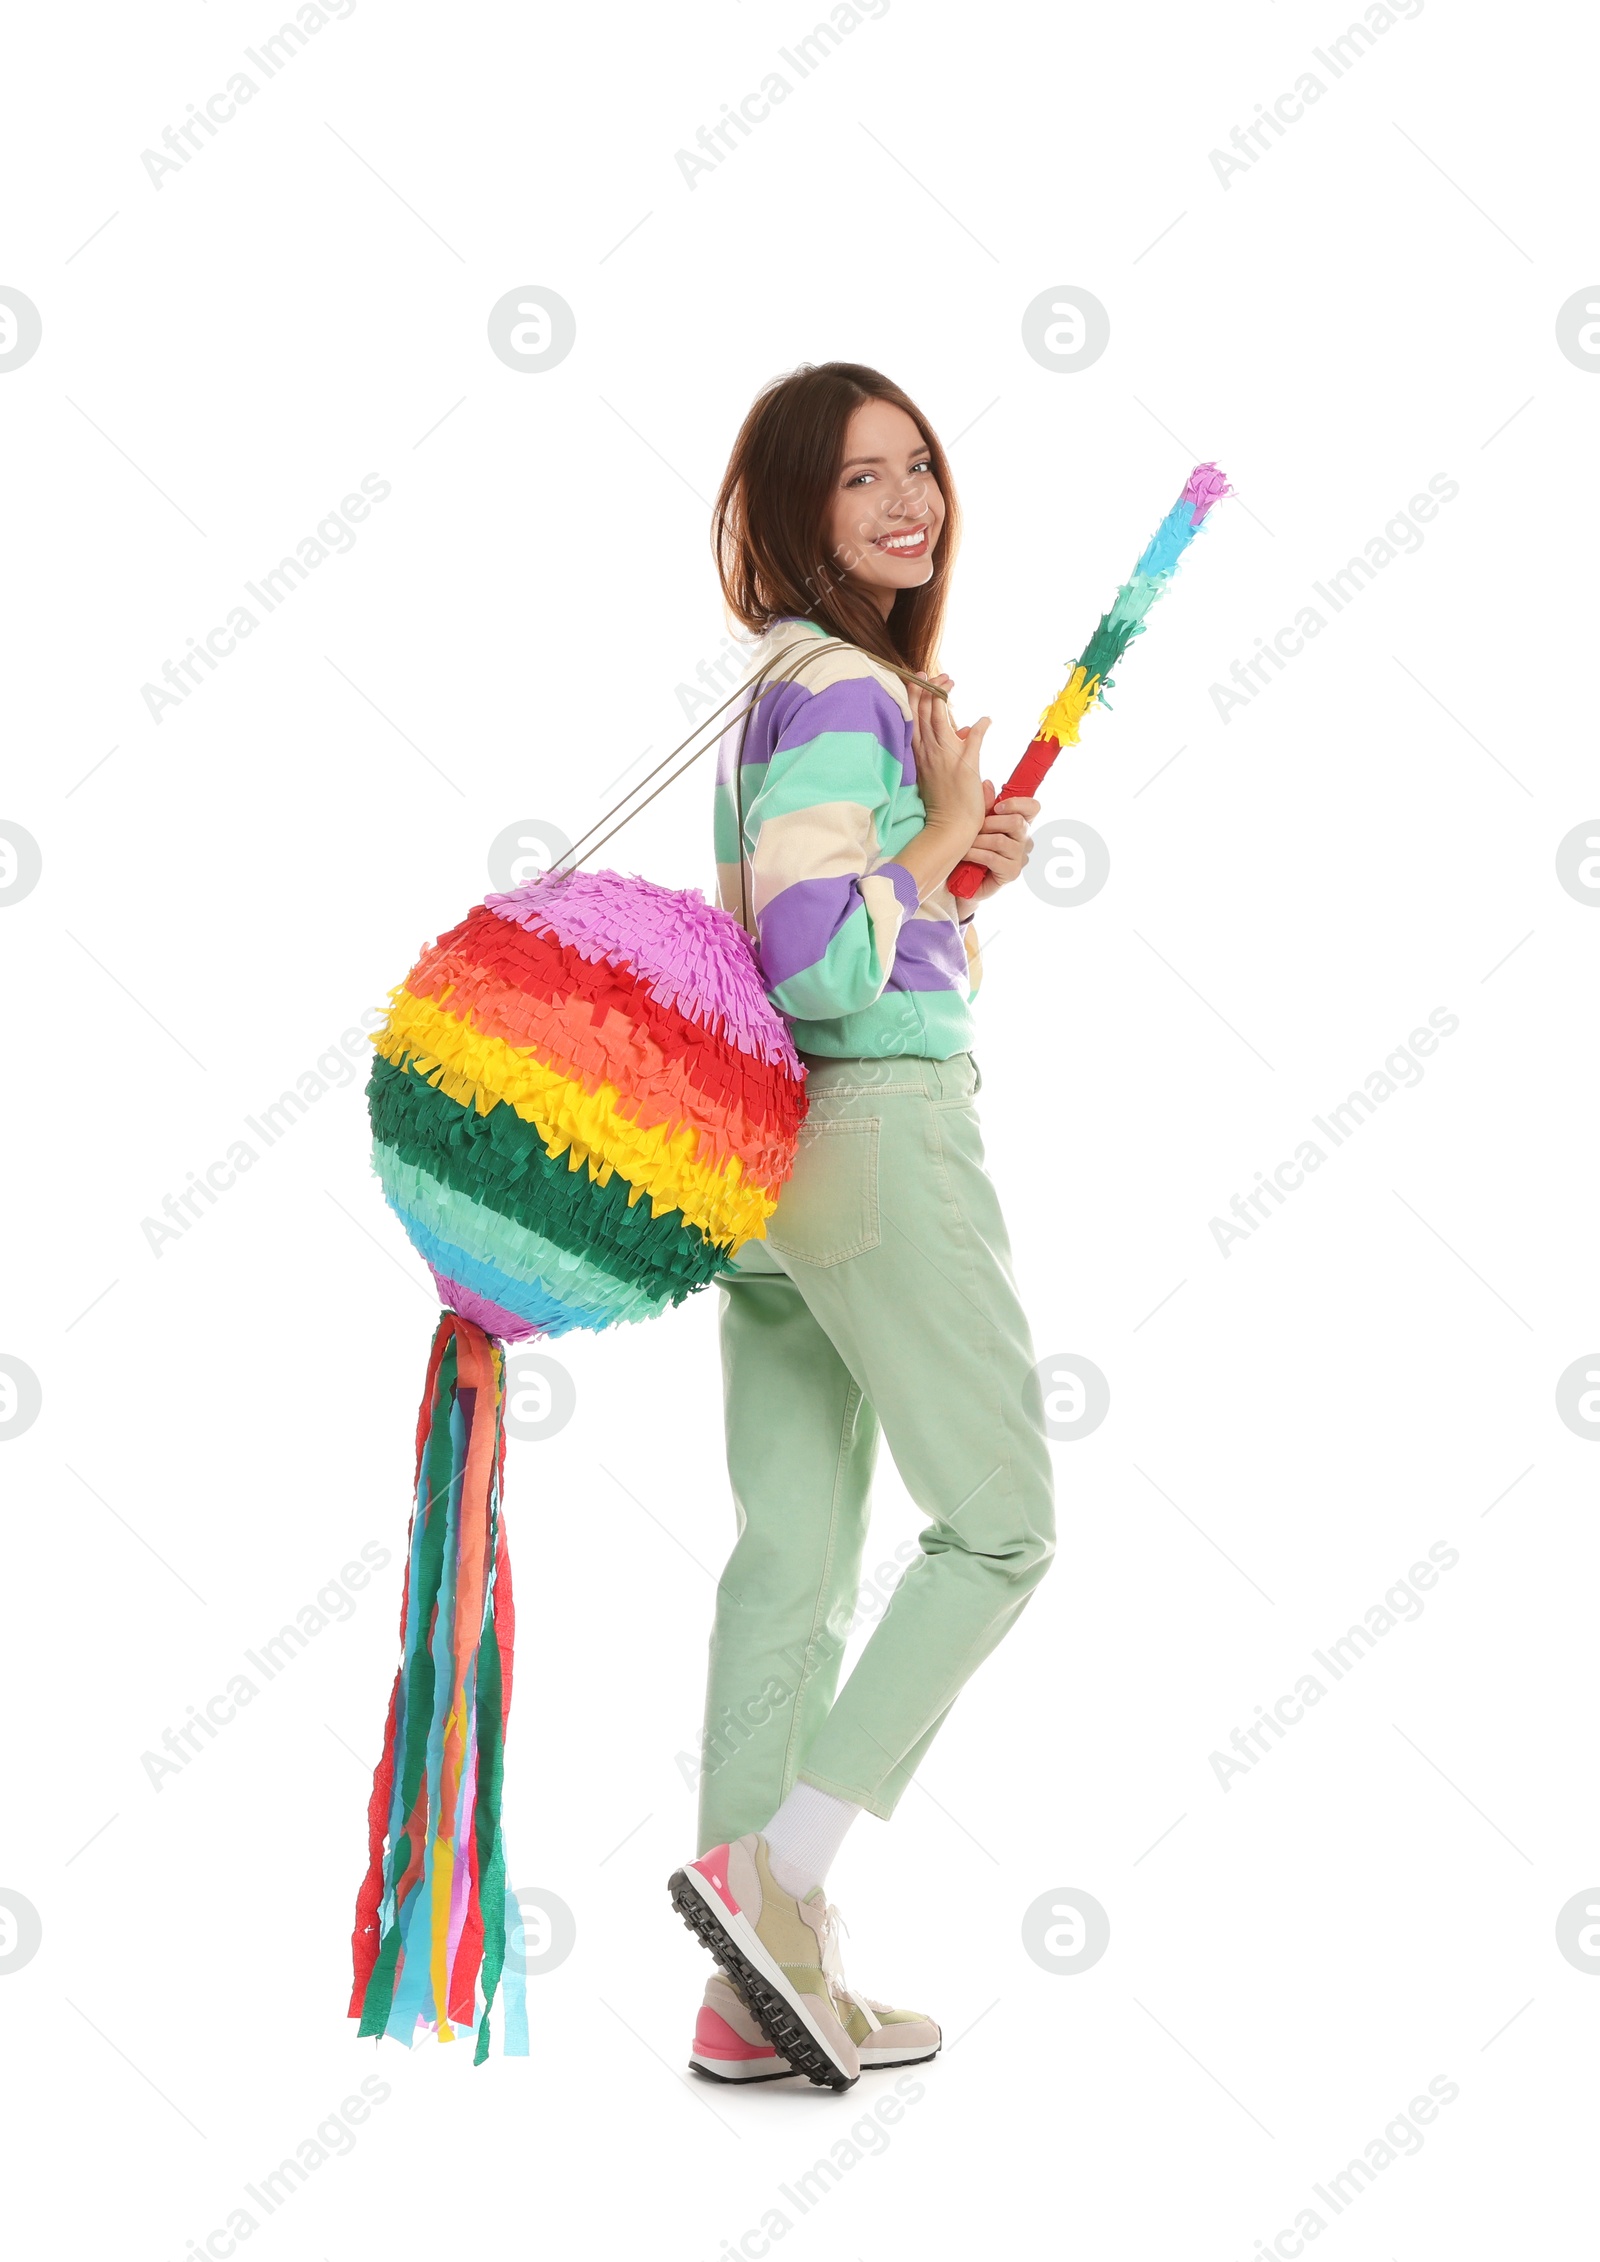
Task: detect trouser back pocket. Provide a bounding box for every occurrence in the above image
[766,1116,881,1267]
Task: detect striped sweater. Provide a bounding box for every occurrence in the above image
[712,617,982,1060]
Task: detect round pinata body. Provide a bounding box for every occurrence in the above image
[367,868,808,1340]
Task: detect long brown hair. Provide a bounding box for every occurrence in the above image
[712,361,959,681]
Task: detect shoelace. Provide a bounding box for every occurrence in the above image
[818,1904,881,2033]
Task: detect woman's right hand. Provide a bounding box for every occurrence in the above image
[908,674,991,852]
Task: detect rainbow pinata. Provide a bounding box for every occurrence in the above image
[350,867,807,2059]
[370,868,808,1335]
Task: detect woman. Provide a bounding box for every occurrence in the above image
[668,362,1057,2092]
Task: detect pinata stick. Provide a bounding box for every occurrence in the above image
[947,462,1231,899]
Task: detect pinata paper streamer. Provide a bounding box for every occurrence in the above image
[948,461,1231,897]
[350,1314,516,2060]
[351,866,808,2056]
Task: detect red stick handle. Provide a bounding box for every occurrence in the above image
[946,737,1062,900]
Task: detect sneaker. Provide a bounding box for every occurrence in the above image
[811,1896,942,2069]
[668,1835,860,2089]
[836,1985,942,2068]
[687,1970,940,2082]
[688,1975,799,2083]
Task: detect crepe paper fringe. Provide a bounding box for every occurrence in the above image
[400,924,805,1181]
[363,868,806,1350]
[373,1142,682,1329]
[485,868,804,1071]
[408,907,807,1142]
[376,975,794,1211]
[425,1275,545,1339]
[1049,460,1233,730]
[1029,461,1233,754]
[367,1057,733,1295]
[374,997,777,1249]
[947,463,1231,903]
[1180,460,1231,523]
[354,871,806,2054]
[1031,667,1101,758]
[351,1313,525,2061]
[431,1272,557,1346]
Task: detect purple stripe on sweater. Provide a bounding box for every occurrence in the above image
[736,675,914,783]
[757,874,867,987]
[884,916,969,991]
[880,861,919,915]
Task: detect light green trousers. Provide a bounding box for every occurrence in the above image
[696,1051,1056,1852]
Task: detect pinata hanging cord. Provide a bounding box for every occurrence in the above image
[349,1312,523,2060]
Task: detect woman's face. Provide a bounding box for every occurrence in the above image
[824,397,945,615]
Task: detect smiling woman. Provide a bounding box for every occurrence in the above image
[828,403,947,590]
[669,361,1057,2091]
[712,366,961,690]
[708,371,991,1055]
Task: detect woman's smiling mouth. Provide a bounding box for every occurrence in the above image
[874,524,929,558]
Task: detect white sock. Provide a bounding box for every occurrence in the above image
[758,1782,862,1900]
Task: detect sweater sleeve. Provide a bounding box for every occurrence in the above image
[744,673,919,1024]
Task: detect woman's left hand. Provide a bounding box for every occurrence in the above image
[960,775,1039,902]
[933,683,1037,903]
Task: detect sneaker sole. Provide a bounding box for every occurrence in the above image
[668,1865,859,2091]
[687,2052,798,2084]
[861,2043,940,2067]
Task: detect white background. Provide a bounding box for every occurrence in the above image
[3,0,1597,2255]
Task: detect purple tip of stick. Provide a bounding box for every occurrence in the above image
[1182,461,1232,525]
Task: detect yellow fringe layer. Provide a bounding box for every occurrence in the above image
[375,989,779,1247]
[1034,665,1102,749]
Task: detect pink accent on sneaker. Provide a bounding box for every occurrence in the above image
[693,2005,777,2063]
[691,1846,740,1915]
